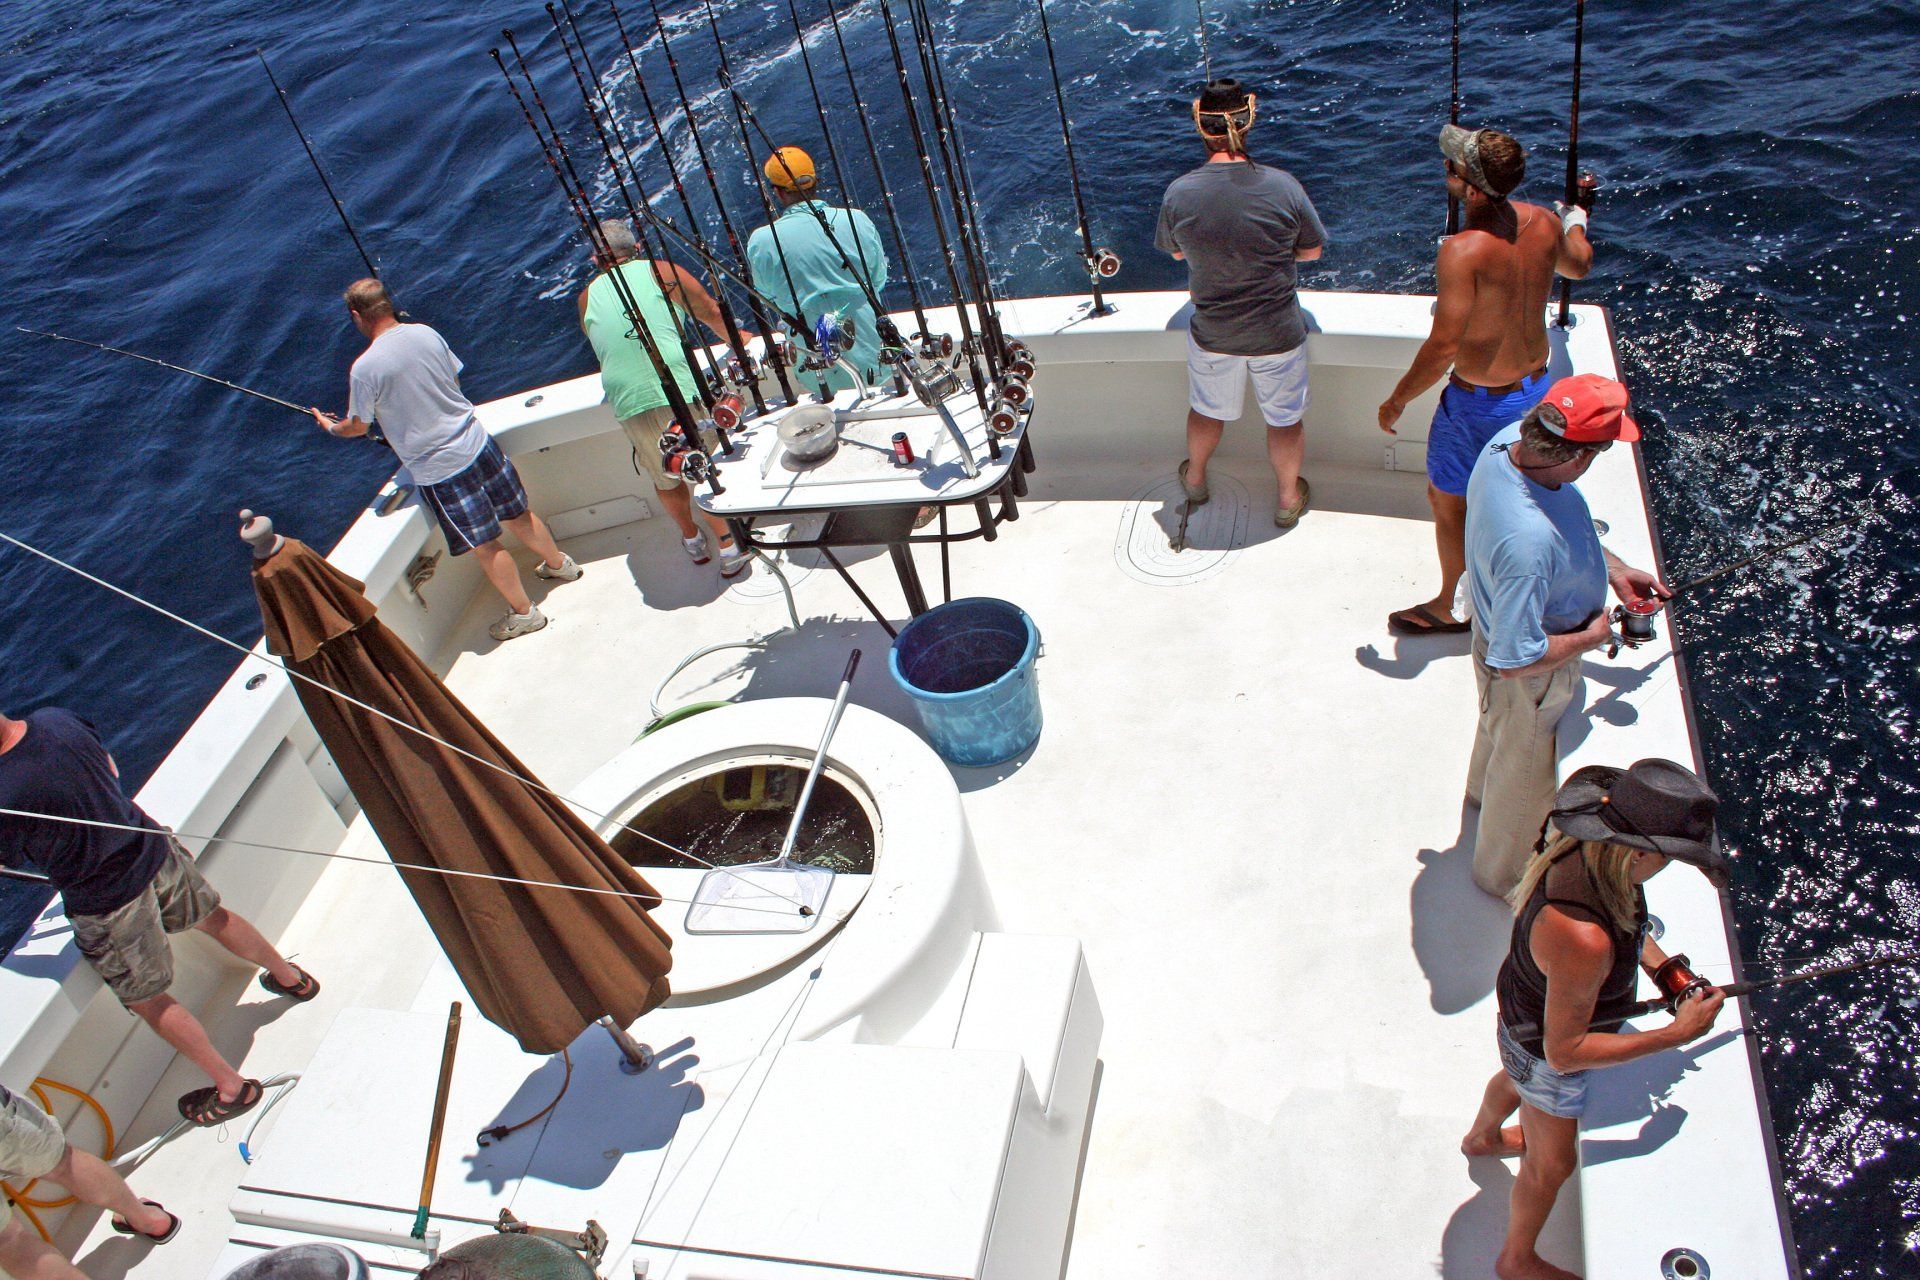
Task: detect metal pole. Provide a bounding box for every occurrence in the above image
[412,1001,462,1240]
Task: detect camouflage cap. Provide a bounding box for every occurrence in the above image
[1439,123,1511,199]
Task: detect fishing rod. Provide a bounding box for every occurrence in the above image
[1445,0,1461,236]
[643,0,797,405]
[1036,0,1117,315]
[1195,0,1212,82]
[17,328,309,414]
[546,1,719,408]
[493,36,712,461]
[606,0,769,420]
[1509,947,1920,1041]
[905,0,1009,376]
[1,866,50,885]
[257,49,386,291]
[823,0,936,348]
[1553,0,1597,328]
[1611,507,1869,649]
[872,0,994,415]
[694,0,835,397]
[783,0,877,299]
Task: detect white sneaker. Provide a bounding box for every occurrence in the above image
[535,554,582,582]
[682,533,712,565]
[717,542,752,580]
[489,606,548,641]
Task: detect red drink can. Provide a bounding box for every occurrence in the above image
[892,431,915,465]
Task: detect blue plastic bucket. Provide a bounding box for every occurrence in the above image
[889,598,1042,767]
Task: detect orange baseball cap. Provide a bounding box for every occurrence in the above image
[764,146,817,191]
[1542,374,1641,444]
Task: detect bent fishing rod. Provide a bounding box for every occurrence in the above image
[17,327,309,414]
[1036,0,1117,315]
[257,49,387,294]
[823,0,935,347]
[606,0,769,418]
[1611,506,1869,648]
[493,38,711,458]
[545,1,721,407]
[1509,947,1920,1041]
[644,0,798,404]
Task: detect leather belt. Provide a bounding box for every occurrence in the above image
[1449,367,1549,396]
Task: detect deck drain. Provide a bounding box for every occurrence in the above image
[1114,473,1250,587]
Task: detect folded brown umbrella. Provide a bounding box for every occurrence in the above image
[251,535,671,1054]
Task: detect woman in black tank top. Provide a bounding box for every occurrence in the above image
[1461,760,1731,1280]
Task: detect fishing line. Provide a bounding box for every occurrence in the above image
[0,809,802,916]
[257,49,386,290]
[823,0,934,342]
[500,30,707,446]
[607,0,769,417]
[1035,0,1114,315]
[547,1,720,409]
[0,528,810,911]
[15,328,309,414]
[644,0,799,404]
[873,0,993,413]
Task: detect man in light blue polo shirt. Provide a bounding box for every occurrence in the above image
[1464,374,1669,896]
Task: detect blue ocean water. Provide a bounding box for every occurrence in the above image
[1,0,1915,1272]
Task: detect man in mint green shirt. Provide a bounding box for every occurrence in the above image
[578,219,750,576]
[746,146,890,393]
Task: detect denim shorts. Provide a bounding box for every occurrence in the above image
[1426,373,1551,496]
[1497,1018,1589,1118]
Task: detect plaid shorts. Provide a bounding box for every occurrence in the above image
[0,1085,66,1229]
[69,835,222,1007]
[421,436,531,556]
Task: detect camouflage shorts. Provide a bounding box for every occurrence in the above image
[0,1083,66,1231]
[69,835,221,1007]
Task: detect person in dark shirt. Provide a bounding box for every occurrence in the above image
[1156,78,1327,529]
[0,707,319,1127]
[1462,760,1726,1280]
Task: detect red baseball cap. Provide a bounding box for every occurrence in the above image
[1541,374,1640,443]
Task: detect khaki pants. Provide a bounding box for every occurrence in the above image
[1467,642,1581,898]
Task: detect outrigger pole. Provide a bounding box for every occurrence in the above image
[1553,0,1588,328]
[644,0,799,404]
[546,1,719,407]
[607,0,770,419]
[16,327,310,414]
[257,49,386,292]
[823,0,937,348]
[1036,0,1115,315]
[1446,0,1462,236]
[493,35,714,462]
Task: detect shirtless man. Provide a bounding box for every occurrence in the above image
[1377,125,1593,635]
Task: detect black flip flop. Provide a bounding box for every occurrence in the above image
[178,1079,262,1128]
[110,1200,181,1244]
[1388,603,1472,636]
[259,965,320,1002]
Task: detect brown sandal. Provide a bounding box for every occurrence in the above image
[178,1079,262,1127]
[259,964,320,1002]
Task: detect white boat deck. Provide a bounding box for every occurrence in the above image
[6,291,1791,1280]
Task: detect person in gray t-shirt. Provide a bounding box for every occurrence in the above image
[313,279,582,642]
[1157,79,1326,529]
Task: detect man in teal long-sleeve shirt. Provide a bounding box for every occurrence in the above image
[746,146,889,393]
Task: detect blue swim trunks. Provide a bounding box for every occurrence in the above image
[1426,372,1552,496]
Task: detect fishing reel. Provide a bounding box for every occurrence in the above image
[1084,247,1122,280]
[813,313,856,359]
[998,375,1031,408]
[661,445,713,488]
[711,390,746,432]
[1573,170,1601,212]
[1605,597,1662,657]
[1651,954,1712,1013]
[1001,343,1036,381]
[988,399,1020,435]
[913,331,955,362]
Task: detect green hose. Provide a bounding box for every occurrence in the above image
[638,700,730,739]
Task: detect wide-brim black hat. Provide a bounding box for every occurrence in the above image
[1550,759,1727,873]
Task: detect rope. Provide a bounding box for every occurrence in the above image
[0,809,806,916]
[476,1047,571,1147]
[0,529,810,912]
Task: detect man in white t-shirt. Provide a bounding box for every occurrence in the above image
[313,279,581,641]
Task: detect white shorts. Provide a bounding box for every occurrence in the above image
[1186,333,1310,427]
